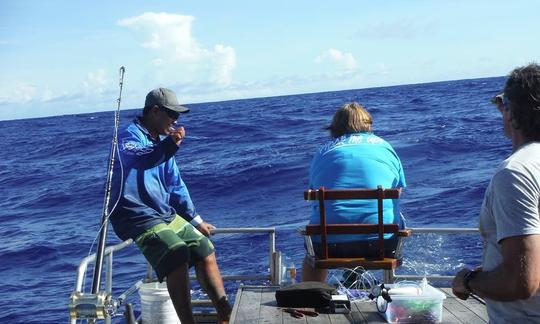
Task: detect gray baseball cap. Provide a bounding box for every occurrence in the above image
[145,88,190,113]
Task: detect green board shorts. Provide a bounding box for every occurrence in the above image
[135,215,215,282]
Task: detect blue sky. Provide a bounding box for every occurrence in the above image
[1,0,539,120]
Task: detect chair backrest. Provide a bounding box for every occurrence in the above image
[304,185,402,260]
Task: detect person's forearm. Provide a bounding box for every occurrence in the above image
[469,265,531,301]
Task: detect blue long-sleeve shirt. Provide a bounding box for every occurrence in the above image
[110,118,202,241]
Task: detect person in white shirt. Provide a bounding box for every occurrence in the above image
[452,64,540,323]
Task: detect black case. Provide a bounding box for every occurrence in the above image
[275,281,337,308]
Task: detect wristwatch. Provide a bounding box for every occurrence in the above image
[463,270,478,293]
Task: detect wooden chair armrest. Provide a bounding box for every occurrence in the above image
[397,229,412,237]
[304,187,402,200]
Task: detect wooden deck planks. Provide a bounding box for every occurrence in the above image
[440,288,488,323]
[346,302,368,324]
[440,306,463,323]
[258,286,283,324]
[352,301,386,323]
[327,311,359,324]
[230,285,264,323]
[230,285,488,324]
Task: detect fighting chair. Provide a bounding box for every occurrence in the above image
[301,186,411,282]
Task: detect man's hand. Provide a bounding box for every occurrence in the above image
[169,126,186,146]
[196,221,216,237]
[452,268,472,300]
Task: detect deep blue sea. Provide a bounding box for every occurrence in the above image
[0,77,510,323]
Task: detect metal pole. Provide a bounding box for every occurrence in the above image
[91,67,125,294]
[106,252,113,294]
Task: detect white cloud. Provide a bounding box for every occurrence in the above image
[211,44,236,85]
[315,48,358,71]
[117,12,236,85]
[83,69,111,95]
[40,88,72,103]
[0,69,112,110]
[0,82,37,104]
[119,12,200,59]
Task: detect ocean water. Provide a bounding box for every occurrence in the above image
[0,76,509,323]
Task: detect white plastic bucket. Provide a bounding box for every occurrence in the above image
[139,282,181,324]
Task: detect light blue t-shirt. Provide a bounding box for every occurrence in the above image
[309,132,406,243]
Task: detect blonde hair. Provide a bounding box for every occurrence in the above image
[327,102,372,138]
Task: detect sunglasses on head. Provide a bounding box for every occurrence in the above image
[502,96,510,111]
[160,106,180,120]
[491,94,503,105]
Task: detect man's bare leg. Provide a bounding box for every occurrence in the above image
[166,263,196,324]
[301,256,327,282]
[195,253,232,324]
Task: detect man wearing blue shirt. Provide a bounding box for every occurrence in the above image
[110,88,231,324]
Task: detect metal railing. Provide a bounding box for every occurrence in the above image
[69,226,481,322]
[69,227,277,323]
[73,239,134,295]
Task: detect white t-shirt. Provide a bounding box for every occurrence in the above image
[479,142,540,323]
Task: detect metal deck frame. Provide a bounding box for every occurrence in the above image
[69,227,479,323]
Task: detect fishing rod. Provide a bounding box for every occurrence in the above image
[91,66,125,294]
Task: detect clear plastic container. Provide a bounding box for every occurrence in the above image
[280,256,297,286]
[377,282,446,323]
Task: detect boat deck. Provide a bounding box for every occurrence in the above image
[229,285,488,324]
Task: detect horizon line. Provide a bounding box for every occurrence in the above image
[0,74,505,122]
